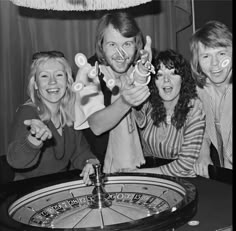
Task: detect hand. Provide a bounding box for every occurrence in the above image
[140,50,150,66]
[24,119,52,144]
[80,159,99,185]
[121,84,150,107]
[193,156,213,178]
[137,35,155,77]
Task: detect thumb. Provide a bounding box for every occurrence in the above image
[144,35,152,62]
[24,120,32,126]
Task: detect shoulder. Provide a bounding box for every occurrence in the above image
[11,102,40,129]
[16,103,38,117]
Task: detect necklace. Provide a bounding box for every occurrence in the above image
[52,117,61,130]
[166,108,174,125]
[55,122,61,130]
[166,114,172,125]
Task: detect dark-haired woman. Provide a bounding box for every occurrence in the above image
[132,49,206,177]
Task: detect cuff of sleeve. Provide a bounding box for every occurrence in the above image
[25,134,43,149]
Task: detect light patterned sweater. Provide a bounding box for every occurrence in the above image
[133,98,206,177]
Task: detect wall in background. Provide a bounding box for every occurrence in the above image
[178,0,232,61]
[194,0,232,31]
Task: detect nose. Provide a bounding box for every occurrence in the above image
[49,75,57,84]
[116,47,127,59]
[211,55,220,66]
[163,74,170,82]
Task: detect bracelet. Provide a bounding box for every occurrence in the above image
[135,60,150,77]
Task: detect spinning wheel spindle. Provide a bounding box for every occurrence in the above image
[89,164,112,209]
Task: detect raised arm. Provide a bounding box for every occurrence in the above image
[88,84,150,135]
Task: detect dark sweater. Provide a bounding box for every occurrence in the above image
[7,104,96,180]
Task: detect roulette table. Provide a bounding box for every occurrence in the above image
[0,166,232,231]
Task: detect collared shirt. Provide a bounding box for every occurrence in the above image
[74,65,145,173]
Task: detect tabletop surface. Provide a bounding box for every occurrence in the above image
[179,177,232,231]
[0,171,232,231]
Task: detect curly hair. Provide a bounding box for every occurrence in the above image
[26,51,75,127]
[149,49,197,130]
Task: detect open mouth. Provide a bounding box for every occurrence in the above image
[163,87,173,93]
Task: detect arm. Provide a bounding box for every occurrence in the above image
[132,101,149,128]
[131,35,154,86]
[70,130,98,170]
[193,131,212,178]
[7,105,50,169]
[88,84,150,135]
[70,130,99,185]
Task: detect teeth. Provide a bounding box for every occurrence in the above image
[163,87,172,93]
[47,89,59,93]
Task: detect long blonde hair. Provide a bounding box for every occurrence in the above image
[26,51,75,127]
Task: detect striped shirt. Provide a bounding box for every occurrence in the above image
[133,98,206,177]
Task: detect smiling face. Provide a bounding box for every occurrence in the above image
[102,24,136,76]
[198,42,232,86]
[155,63,181,107]
[35,59,67,108]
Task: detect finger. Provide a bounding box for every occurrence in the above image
[130,86,150,100]
[82,169,93,185]
[40,130,52,141]
[140,50,149,64]
[144,35,152,62]
[122,78,134,90]
[124,92,150,107]
[35,126,50,140]
[30,125,40,135]
[80,169,85,177]
[24,120,33,126]
[202,166,210,178]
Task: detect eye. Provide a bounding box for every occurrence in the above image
[56,72,65,78]
[202,55,209,59]
[219,51,226,56]
[172,70,180,77]
[155,73,163,79]
[40,74,49,78]
[123,41,134,48]
[107,42,116,47]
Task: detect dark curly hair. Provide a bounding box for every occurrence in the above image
[149,49,197,130]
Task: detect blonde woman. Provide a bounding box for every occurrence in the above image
[7,51,98,183]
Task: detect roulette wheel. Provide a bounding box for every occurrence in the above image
[0,165,197,231]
